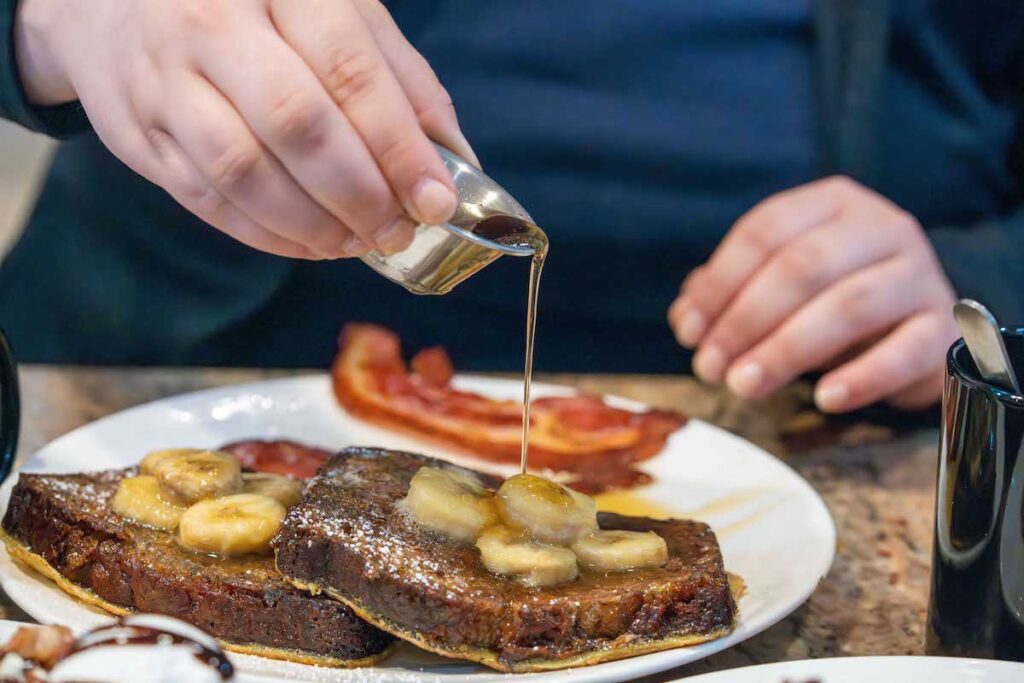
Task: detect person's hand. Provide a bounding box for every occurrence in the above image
[668,176,958,413]
[14,0,477,259]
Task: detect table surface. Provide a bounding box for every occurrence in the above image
[6,365,940,679]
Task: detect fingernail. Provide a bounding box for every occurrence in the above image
[815,383,849,413]
[694,344,728,384]
[726,361,763,398]
[677,309,706,348]
[376,217,417,255]
[343,235,372,257]
[412,178,458,225]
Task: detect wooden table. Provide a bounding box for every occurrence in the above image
[7,365,941,678]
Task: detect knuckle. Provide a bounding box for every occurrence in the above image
[824,174,857,195]
[374,135,418,177]
[206,141,262,192]
[179,0,225,32]
[891,209,926,244]
[736,225,774,259]
[836,279,879,327]
[323,48,380,105]
[777,242,827,290]
[311,230,353,257]
[335,175,394,228]
[684,266,713,299]
[770,337,804,376]
[266,90,327,150]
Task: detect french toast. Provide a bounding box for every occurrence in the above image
[274,448,737,672]
[0,469,394,667]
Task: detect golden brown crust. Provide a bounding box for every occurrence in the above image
[286,575,736,673]
[1,531,393,669]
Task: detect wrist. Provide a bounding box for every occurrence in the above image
[14,0,75,105]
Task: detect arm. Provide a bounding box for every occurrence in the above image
[0,0,89,137]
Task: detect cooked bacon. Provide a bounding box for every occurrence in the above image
[410,347,454,388]
[220,439,331,479]
[332,324,687,489]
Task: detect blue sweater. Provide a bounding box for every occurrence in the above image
[1,0,1023,372]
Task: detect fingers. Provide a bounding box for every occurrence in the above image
[270,0,457,229]
[814,312,954,412]
[670,176,850,347]
[155,72,367,257]
[719,257,923,400]
[692,213,905,382]
[146,129,322,259]
[351,0,479,167]
[194,12,410,253]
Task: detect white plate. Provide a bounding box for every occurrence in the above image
[678,656,1024,682]
[0,375,835,682]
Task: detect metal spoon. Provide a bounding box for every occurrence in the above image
[953,299,1021,394]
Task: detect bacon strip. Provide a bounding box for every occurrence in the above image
[331,324,687,489]
[220,439,331,480]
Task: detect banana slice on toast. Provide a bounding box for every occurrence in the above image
[476,525,578,587]
[495,473,597,545]
[402,467,498,543]
[572,529,668,572]
[178,493,286,557]
[150,450,243,504]
[242,472,303,508]
[110,476,188,531]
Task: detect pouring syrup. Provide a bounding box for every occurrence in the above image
[469,215,549,473]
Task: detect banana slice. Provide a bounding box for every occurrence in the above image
[178,493,286,557]
[242,472,303,508]
[476,525,578,587]
[571,529,668,572]
[151,450,243,504]
[495,474,597,545]
[138,448,202,475]
[110,476,188,531]
[402,466,498,543]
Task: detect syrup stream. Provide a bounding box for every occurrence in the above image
[520,250,546,473]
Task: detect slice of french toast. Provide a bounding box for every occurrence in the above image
[274,448,737,672]
[1,468,394,667]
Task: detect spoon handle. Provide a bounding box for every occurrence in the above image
[953,299,1021,394]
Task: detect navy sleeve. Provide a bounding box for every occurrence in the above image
[930,211,1024,325]
[0,0,90,137]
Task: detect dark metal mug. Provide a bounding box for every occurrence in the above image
[926,329,1024,660]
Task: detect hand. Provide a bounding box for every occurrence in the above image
[668,176,958,413]
[14,0,478,259]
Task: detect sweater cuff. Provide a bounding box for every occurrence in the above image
[929,223,1024,325]
[0,0,90,138]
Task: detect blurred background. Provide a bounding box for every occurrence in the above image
[0,120,52,259]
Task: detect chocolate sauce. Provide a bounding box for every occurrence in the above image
[71,620,233,679]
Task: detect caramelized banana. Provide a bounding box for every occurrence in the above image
[138,448,202,475]
[402,467,498,543]
[110,476,188,531]
[476,525,578,587]
[242,472,303,508]
[571,529,668,572]
[495,474,597,545]
[151,450,242,504]
[178,493,286,557]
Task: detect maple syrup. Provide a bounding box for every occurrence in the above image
[469,216,549,473]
